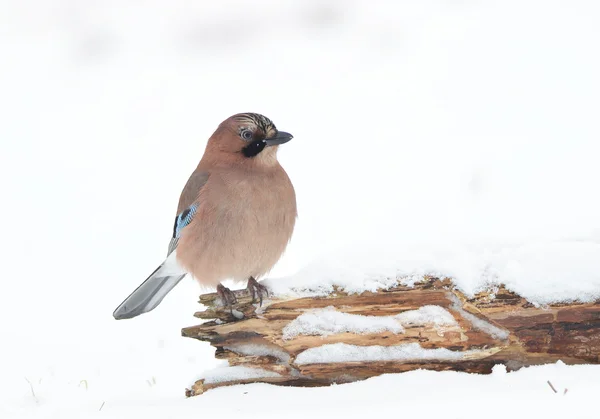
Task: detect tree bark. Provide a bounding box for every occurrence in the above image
[182,277,600,396]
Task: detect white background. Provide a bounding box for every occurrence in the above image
[2,1,600,417]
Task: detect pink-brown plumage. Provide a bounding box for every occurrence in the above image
[113,113,296,319]
[177,155,296,286]
[177,114,297,286]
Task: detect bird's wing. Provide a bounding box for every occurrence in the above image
[167,170,210,255]
[112,170,210,320]
[167,202,199,256]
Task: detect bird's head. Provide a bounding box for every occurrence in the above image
[205,113,293,166]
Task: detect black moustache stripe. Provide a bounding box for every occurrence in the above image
[242,140,267,158]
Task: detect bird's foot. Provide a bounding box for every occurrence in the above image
[247,276,269,306]
[217,283,238,312]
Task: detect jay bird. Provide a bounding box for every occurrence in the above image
[113,113,296,320]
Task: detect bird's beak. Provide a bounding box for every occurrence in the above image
[264,131,293,147]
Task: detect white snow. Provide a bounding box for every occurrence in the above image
[282,306,405,339]
[283,305,457,340]
[266,240,600,305]
[200,366,281,385]
[448,294,510,340]
[395,305,458,327]
[3,1,600,418]
[295,342,485,365]
[231,309,245,319]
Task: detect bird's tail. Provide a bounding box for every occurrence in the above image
[113,253,187,320]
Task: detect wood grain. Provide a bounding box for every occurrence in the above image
[183,278,600,396]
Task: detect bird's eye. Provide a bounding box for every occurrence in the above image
[241,129,253,141]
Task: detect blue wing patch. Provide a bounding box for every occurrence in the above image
[173,202,199,238]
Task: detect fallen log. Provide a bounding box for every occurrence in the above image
[182,276,600,396]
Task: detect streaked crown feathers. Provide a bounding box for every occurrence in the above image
[233,113,277,135]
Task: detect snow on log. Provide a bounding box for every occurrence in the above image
[182,276,600,396]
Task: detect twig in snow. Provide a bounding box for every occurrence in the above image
[547,380,557,393]
[563,388,568,395]
[99,401,105,411]
[24,377,39,404]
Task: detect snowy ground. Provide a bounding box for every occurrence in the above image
[2,1,600,418]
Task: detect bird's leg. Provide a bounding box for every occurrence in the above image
[217,283,237,312]
[246,276,269,306]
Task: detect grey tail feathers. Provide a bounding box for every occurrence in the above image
[113,263,186,320]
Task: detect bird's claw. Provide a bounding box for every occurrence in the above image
[217,284,238,313]
[247,277,269,306]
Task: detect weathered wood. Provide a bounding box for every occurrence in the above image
[182,277,600,396]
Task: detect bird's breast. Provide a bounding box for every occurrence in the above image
[226,171,296,238]
[177,167,296,284]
